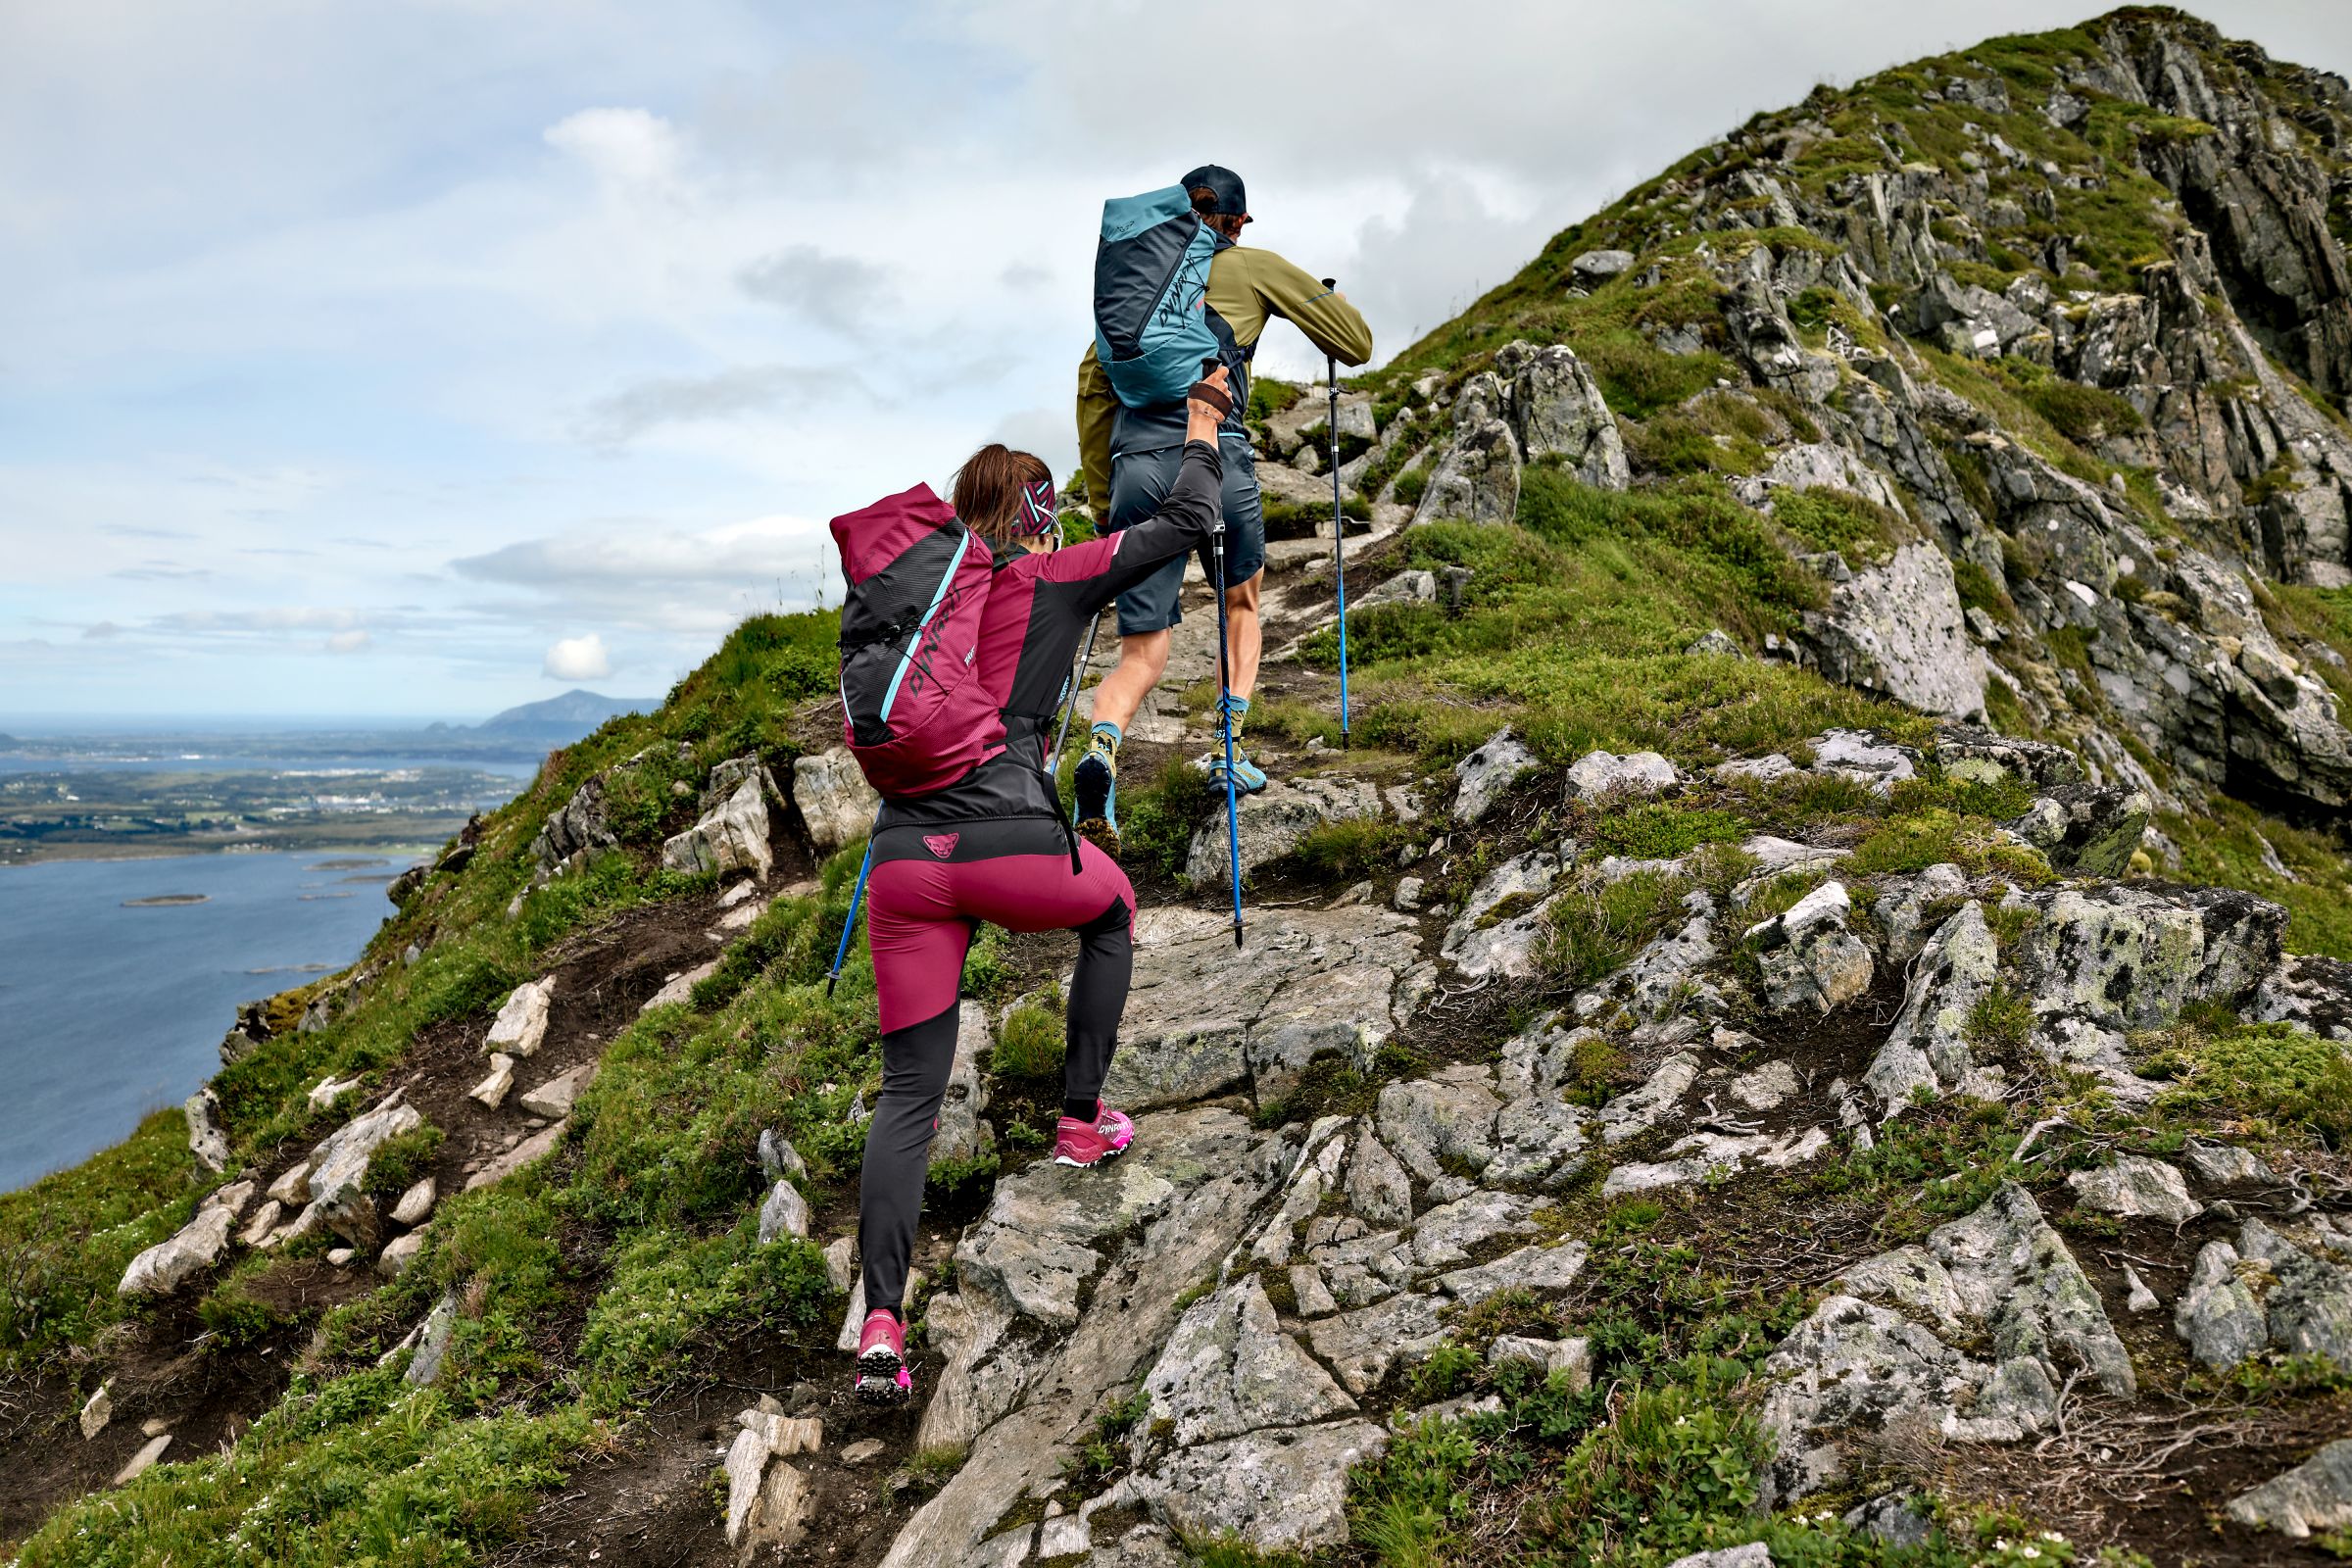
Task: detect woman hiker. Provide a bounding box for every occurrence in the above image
[846,367,1234,1402]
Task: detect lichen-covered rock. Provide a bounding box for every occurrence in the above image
[2067,1156,2201,1225]
[1375,1065,1501,1181]
[1563,749,1680,802]
[1141,1277,1355,1446]
[882,1108,1290,1568]
[1139,1420,1388,1554]
[1497,340,1629,489]
[930,1002,994,1168]
[2014,885,2285,1034]
[117,1204,235,1297]
[1452,728,1542,824]
[1487,1015,1597,1185]
[1305,1291,1450,1395]
[757,1179,809,1244]
[1762,1183,2132,1501]
[528,770,617,873]
[2008,783,2151,878]
[1809,730,1919,792]
[1747,881,1873,1014]
[1185,775,1383,887]
[1440,846,1563,980]
[1805,542,1987,719]
[1866,902,2001,1112]
[1411,373,1522,527]
[1104,906,1421,1109]
[1933,727,2083,788]
[662,770,775,878]
[2229,1439,2352,1540]
[184,1087,230,1175]
[792,748,879,854]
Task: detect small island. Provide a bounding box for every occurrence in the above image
[121,893,210,907]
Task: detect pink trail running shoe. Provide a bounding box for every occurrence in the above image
[1054,1102,1136,1168]
[854,1308,911,1403]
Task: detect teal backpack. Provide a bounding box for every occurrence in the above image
[1093,186,1221,410]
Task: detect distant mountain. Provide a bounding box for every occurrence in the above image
[464,691,655,742]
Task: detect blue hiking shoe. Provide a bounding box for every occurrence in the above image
[1074,725,1120,836]
[1208,751,1268,795]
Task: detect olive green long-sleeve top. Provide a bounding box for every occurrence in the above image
[1077,243,1373,507]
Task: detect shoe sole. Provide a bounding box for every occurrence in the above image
[1073,759,1115,830]
[1053,1140,1131,1169]
[855,1349,909,1403]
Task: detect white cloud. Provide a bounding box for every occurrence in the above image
[543,632,612,680]
[325,628,370,655]
[543,107,686,190]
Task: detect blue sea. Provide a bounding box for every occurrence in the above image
[0,851,409,1191]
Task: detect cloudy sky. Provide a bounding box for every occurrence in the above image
[6,1,2349,722]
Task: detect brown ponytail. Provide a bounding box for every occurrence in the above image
[952,443,1055,545]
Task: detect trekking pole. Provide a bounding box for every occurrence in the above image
[1052,609,1105,767]
[825,812,880,998]
[1209,519,1246,950]
[1323,279,1351,748]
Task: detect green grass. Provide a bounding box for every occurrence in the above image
[1301,478,1929,771]
[1543,869,1693,986]
[2165,797,2352,959]
[991,995,1066,1082]
[2138,1021,2352,1148]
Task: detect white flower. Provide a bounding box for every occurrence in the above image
[2022,1550,2042,1562]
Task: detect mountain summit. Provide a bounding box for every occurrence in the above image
[8,10,2352,1568]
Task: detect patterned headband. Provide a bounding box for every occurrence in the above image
[1017,477,1056,535]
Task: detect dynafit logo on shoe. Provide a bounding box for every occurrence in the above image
[923,833,959,859]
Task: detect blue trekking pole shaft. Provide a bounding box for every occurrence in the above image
[1323,305,1350,748]
[825,830,877,998]
[1210,518,1245,950]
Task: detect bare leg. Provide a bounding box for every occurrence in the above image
[1224,570,1264,705]
[1089,630,1172,733]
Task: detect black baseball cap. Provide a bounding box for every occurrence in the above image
[1181,164,1250,221]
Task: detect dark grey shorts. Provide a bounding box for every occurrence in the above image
[1106,434,1265,636]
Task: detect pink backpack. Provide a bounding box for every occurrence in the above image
[830,483,1004,797]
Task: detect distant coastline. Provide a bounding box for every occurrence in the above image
[121,893,209,906]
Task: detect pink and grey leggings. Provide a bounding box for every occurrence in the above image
[858,823,1135,1317]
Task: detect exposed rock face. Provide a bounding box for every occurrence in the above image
[1141,1277,1355,1447]
[2176,1219,2352,1371]
[486,978,554,1058]
[663,764,777,878]
[1866,902,2002,1111]
[2229,1440,2352,1539]
[1184,775,1384,887]
[1103,907,1422,1110]
[1452,728,1542,824]
[884,1109,1292,1567]
[1746,880,1874,1013]
[117,1204,235,1297]
[1804,542,1987,720]
[2067,1156,2201,1224]
[2008,783,2152,878]
[1563,749,1680,802]
[1411,372,1523,527]
[929,1003,993,1169]
[1763,1184,2132,1502]
[529,769,618,873]
[183,1088,230,1175]
[1499,340,1631,488]
[792,748,879,854]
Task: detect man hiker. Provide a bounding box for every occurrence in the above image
[1071,164,1372,837]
